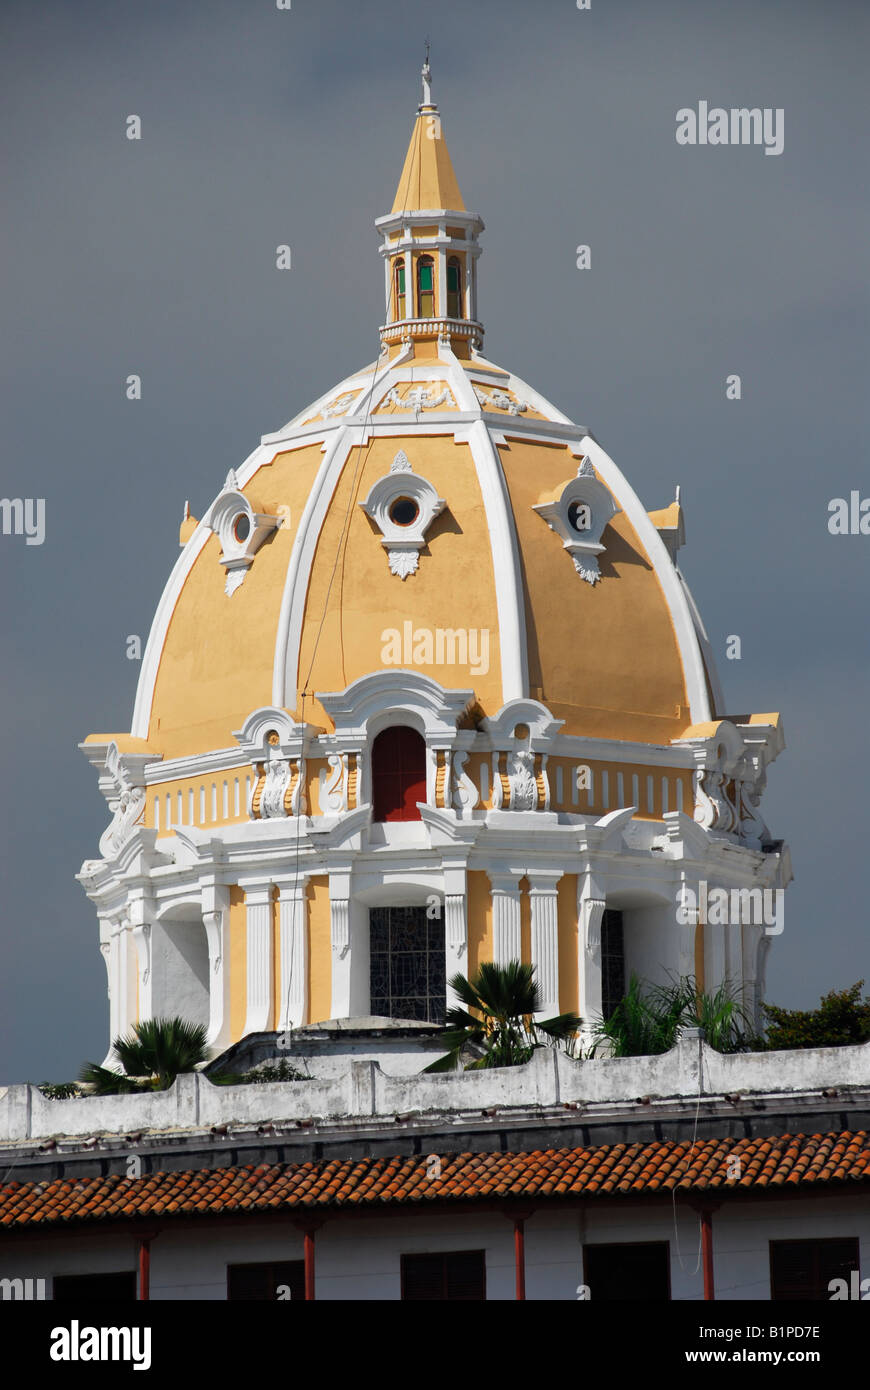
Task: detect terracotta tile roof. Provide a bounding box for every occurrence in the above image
[1,1131,868,1230]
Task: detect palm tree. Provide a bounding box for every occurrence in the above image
[79,1016,210,1094]
[424,960,581,1072]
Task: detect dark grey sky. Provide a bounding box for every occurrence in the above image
[1,0,867,1082]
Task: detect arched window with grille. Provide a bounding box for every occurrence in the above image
[371,725,427,822]
[600,909,625,1021]
[394,259,406,320]
[416,254,435,318]
[447,256,463,318]
[369,905,446,1022]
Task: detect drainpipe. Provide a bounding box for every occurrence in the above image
[304,1227,316,1301]
[138,1237,151,1301]
[514,1217,526,1301]
[294,1218,324,1301]
[505,1207,534,1300]
[698,1205,716,1301]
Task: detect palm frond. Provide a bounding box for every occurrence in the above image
[78,1062,145,1095]
[536,1011,582,1043]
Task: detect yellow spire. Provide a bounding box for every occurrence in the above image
[391,57,465,213]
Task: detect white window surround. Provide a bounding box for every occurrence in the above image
[359,450,446,579]
[533,459,619,585]
[203,471,281,596]
[317,671,475,742]
[479,698,564,750]
[318,672,476,811]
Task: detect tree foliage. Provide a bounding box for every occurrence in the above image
[761,981,870,1050]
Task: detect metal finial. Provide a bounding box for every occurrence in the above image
[422,39,432,106]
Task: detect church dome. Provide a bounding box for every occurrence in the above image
[80,62,787,1061]
[126,76,721,765]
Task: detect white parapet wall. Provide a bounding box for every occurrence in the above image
[1,1038,869,1144]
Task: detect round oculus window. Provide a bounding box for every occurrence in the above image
[567,500,592,534]
[388,496,419,527]
[233,513,251,543]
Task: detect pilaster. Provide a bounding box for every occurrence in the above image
[528,872,562,1018]
[276,877,309,1031]
[488,872,522,965]
[242,884,274,1035]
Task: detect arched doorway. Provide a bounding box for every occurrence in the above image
[371,726,427,822]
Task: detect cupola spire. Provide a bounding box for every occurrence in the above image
[376,59,485,359]
[421,40,432,107]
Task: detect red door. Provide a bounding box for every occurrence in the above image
[372,726,427,822]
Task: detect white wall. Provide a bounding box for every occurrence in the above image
[2,1199,866,1301]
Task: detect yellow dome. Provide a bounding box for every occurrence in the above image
[79,64,788,1060]
[120,78,722,765]
[131,351,715,763]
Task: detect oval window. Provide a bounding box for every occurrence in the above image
[388,496,419,527]
[233,513,251,543]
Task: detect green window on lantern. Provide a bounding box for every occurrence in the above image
[447,257,463,318]
[394,260,406,320]
[417,255,435,318]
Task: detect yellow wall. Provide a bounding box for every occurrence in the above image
[545,757,693,821]
[466,871,492,978]
[558,875,579,1017]
[499,440,691,742]
[519,877,531,965]
[147,443,325,757]
[307,876,331,1023]
[146,768,253,833]
[304,758,331,817]
[296,434,503,727]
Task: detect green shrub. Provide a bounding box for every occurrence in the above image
[761,981,870,1050]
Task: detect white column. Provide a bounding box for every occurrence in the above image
[489,873,522,965]
[437,227,447,318]
[528,873,561,1018]
[723,918,741,992]
[329,897,351,1019]
[115,910,135,1040]
[98,926,117,1067]
[741,921,767,1031]
[243,885,274,1035]
[128,898,153,1027]
[442,858,469,1011]
[277,880,308,1031]
[577,878,606,1048]
[328,864,354,1020]
[202,883,231,1051]
[676,871,698,981]
[404,247,413,320]
[703,885,726,994]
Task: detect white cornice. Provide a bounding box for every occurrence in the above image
[143,746,255,784]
